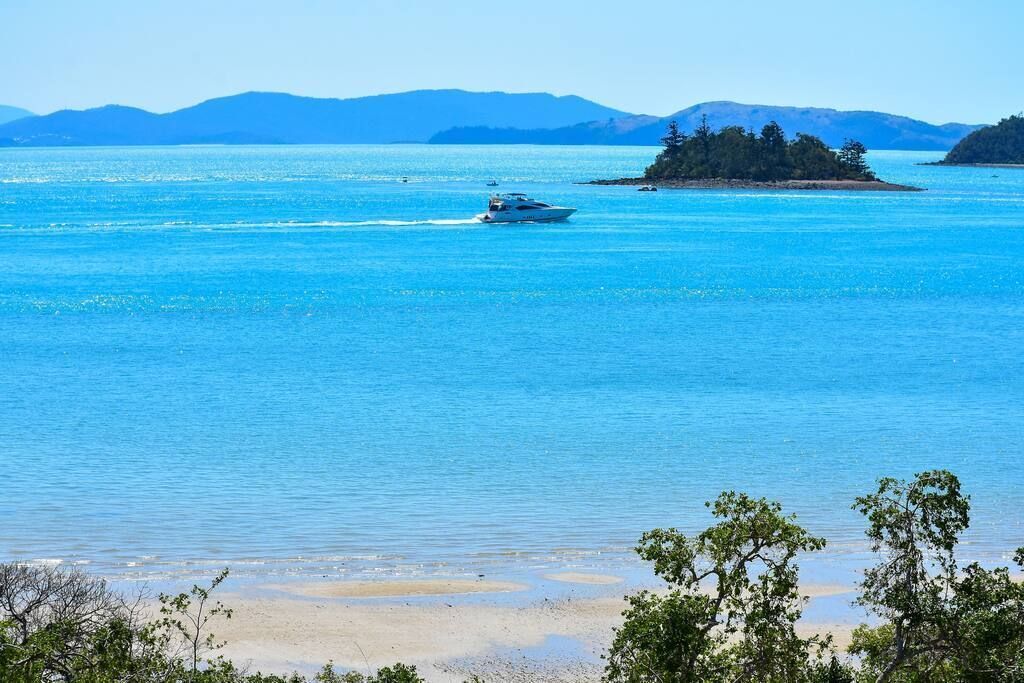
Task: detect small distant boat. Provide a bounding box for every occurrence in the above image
[638,185,658,192]
[476,193,577,223]
[486,180,498,187]
[401,176,409,183]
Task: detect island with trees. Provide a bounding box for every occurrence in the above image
[931,113,1024,167]
[590,117,923,191]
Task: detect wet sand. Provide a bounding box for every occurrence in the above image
[543,572,624,585]
[265,578,527,598]
[213,577,859,682]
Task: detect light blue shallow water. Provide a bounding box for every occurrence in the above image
[1,145,1022,581]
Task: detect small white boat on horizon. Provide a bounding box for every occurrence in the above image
[476,193,577,224]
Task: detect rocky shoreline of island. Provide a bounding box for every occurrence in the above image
[586,118,925,192]
[920,161,1024,169]
[585,177,925,191]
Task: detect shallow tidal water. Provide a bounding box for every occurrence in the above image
[1,145,1022,582]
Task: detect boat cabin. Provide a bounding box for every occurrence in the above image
[488,193,553,213]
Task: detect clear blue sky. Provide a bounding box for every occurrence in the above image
[2,0,1021,123]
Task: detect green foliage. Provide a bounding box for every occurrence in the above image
[300,661,424,683]
[0,563,422,683]
[850,470,1024,682]
[660,120,686,152]
[0,562,162,683]
[312,661,358,682]
[789,133,846,179]
[369,663,425,682]
[645,120,875,181]
[604,491,838,682]
[943,114,1024,165]
[837,140,873,179]
[757,121,793,180]
[152,567,234,675]
[815,656,856,683]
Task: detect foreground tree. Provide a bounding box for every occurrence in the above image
[152,567,234,676]
[850,470,1024,682]
[604,491,839,683]
[0,562,158,682]
[0,564,425,683]
[313,661,425,683]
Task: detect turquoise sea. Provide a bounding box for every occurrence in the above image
[1,145,1022,582]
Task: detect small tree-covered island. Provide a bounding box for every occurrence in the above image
[931,113,1024,166]
[590,117,923,191]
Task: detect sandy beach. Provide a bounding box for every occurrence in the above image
[212,576,860,682]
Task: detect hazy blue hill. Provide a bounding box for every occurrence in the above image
[0,90,629,146]
[0,105,162,146]
[430,101,984,151]
[0,105,34,125]
[1,94,981,150]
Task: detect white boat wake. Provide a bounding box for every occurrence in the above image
[258,218,482,228]
[6,218,486,234]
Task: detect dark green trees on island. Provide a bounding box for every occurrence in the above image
[645,116,876,181]
[940,114,1024,165]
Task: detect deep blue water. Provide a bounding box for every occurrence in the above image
[1,145,1022,581]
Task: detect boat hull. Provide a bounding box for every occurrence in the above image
[476,208,577,224]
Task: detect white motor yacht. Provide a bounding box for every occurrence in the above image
[476,193,577,223]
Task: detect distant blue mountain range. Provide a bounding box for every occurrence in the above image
[0,91,628,146]
[0,105,34,125]
[430,101,984,151]
[0,93,984,150]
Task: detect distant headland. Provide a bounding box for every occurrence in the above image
[926,114,1024,167]
[0,90,627,147]
[588,118,924,191]
[0,91,984,151]
[430,101,983,152]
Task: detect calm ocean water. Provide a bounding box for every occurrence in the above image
[1,145,1022,581]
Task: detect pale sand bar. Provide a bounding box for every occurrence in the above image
[266,579,527,599]
[543,572,624,585]
[214,578,858,682]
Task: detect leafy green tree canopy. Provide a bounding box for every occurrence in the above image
[850,470,1024,683]
[604,491,835,683]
